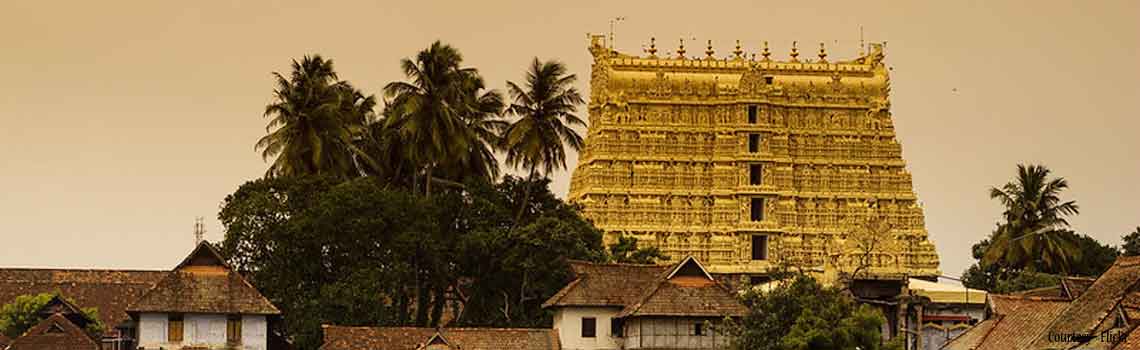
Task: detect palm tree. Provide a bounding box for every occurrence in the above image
[982,164,1081,274]
[501,58,586,224]
[256,55,373,178]
[383,41,504,195]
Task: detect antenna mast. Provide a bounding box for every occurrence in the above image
[609,16,626,50]
[193,216,205,245]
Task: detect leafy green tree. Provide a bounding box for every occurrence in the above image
[501,58,586,225]
[219,175,606,349]
[383,41,505,195]
[983,164,1081,274]
[608,236,669,264]
[256,55,376,178]
[1122,226,1140,257]
[0,293,103,338]
[992,270,1062,294]
[1067,231,1118,276]
[726,274,901,350]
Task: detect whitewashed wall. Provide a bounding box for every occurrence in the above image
[135,313,269,350]
[552,307,622,350]
[241,315,268,350]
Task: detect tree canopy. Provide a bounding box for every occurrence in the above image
[726,273,900,350]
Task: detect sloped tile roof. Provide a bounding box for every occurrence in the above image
[1011,285,1066,298]
[940,295,1070,350]
[127,241,279,315]
[5,313,100,350]
[1063,276,1097,299]
[318,326,561,350]
[941,318,997,350]
[1115,325,1140,350]
[542,261,669,308]
[543,257,747,318]
[1028,256,1140,349]
[0,268,166,334]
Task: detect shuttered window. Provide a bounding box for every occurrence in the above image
[168,315,183,342]
[226,316,242,344]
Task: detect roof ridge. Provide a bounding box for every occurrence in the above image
[567,259,668,268]
[0,267,168,273]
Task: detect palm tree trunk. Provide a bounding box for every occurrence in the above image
[425,165,434,198]
[512,168,538,230]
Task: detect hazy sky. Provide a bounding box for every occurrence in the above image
[1,1,1137,277]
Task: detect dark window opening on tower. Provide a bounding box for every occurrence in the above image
[747,105,758,124]
[748,134,761,153]
[764,76,774,85]
[750,197,764,221]
[749,164,763,185]
[751,235,768,260]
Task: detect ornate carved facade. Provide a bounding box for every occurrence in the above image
[569,35,940,278]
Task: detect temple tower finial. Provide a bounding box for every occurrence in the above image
[761,41,771,61]
[648,37,658,57]
[818,42,828,63]
[733,40,744,59]
[677,38,686,59]
[790,41,800,62]
[705,40,715,59]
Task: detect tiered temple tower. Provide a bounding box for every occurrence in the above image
[569,35,940,279]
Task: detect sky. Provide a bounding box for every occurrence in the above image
[1,0,1137,277]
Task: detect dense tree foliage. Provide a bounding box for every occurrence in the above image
[726,273,900,350]
[1123,227,1140,257]
[219,175,609,349]
[963,164,1118,291]
[607,235,669,264]
[983,164,1081,273]
[0,293,103,338]
[256,55,376,178]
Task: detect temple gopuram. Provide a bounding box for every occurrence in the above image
[569,35,941,282]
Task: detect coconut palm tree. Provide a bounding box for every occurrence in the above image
[501,58,586,224]
[257,55,373,178]
[982,164,1081,274]
[383,41,503,195]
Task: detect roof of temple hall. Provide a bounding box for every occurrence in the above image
[318,326,561,350]
[942,256,1140,350]
[543,256,747,318]
[5,313,100,350]
[0,268,166,333]
[126,241,279,315]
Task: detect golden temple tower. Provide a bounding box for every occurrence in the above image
[569,35,940,279]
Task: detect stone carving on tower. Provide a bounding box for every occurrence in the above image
[569,35,940,278]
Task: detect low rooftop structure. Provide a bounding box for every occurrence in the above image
[941,256,1140,350]
[318,326,561,350]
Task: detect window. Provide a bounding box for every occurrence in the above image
[750,198,764,221]
[226,316,242,344]
[747,105,758,124]
[581,317,596,338]
[748,134,761,153]
[764,76,774,85]
[694,322,704,336]
[611,318,623,337]
[752,235,768,260]
[168,314,184,342]
[749,164,763,185]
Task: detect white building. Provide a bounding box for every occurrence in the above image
[542,256,748,350]
[126,241,281,350]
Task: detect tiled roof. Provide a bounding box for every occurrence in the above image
[318,326,561,350]
[1063,276,1097,299]
[5,313,100,350]
[1028,256,1140,349]
[941,319,996,350]
[0,268,166,334]
[0,334,10,348]
[542,261,669,308]
[1011,285,1066,298]
[941,295,1070,350]
[543,257,747,318]
[127,242,279,315]
[1115,325,1140,350]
